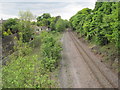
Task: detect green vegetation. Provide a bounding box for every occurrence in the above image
[2,10,68,88]
[18,10,35,42]
[2,18,19,36]
[40,31,62,72]
[37,13,70,32]
[2,10,35,43]
[70,2,119,47]
[2,31,62,88]
[70,2,119,71]
[3,1,119,88]
[37,13,51,27]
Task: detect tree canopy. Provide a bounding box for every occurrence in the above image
[70,2,119,48]
[37,13,70,32]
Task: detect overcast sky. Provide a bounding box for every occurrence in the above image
[0,0,97,20]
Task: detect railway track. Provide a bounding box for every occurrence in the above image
[69,31,118,88]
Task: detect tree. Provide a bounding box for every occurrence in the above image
[2,18,19,34]
[70,2,118,47]
[55,19,66,32]
[37,16,42,22]
[18,10,34,42]
[93,2,103,11]
[19,10,35,21]
[37,14,68,31]
[42,13,51,19]
[50,17,56,30]
[77,8,92,15]
[37,13,51,27]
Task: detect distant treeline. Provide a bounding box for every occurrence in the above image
[2,13,70,42]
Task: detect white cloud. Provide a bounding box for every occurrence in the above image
[0,13,18,19]
[0,2,96,20]
[0,0,97,2]
[51,2,95,20]
[50,3,84,19]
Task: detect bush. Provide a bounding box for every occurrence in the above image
[3,31,9,36]
[2,31,62,88]
[40,31,62,71]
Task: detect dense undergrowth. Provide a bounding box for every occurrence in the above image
[2,31,62,88]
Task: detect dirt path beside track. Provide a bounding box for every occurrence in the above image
[59,31,118,88]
